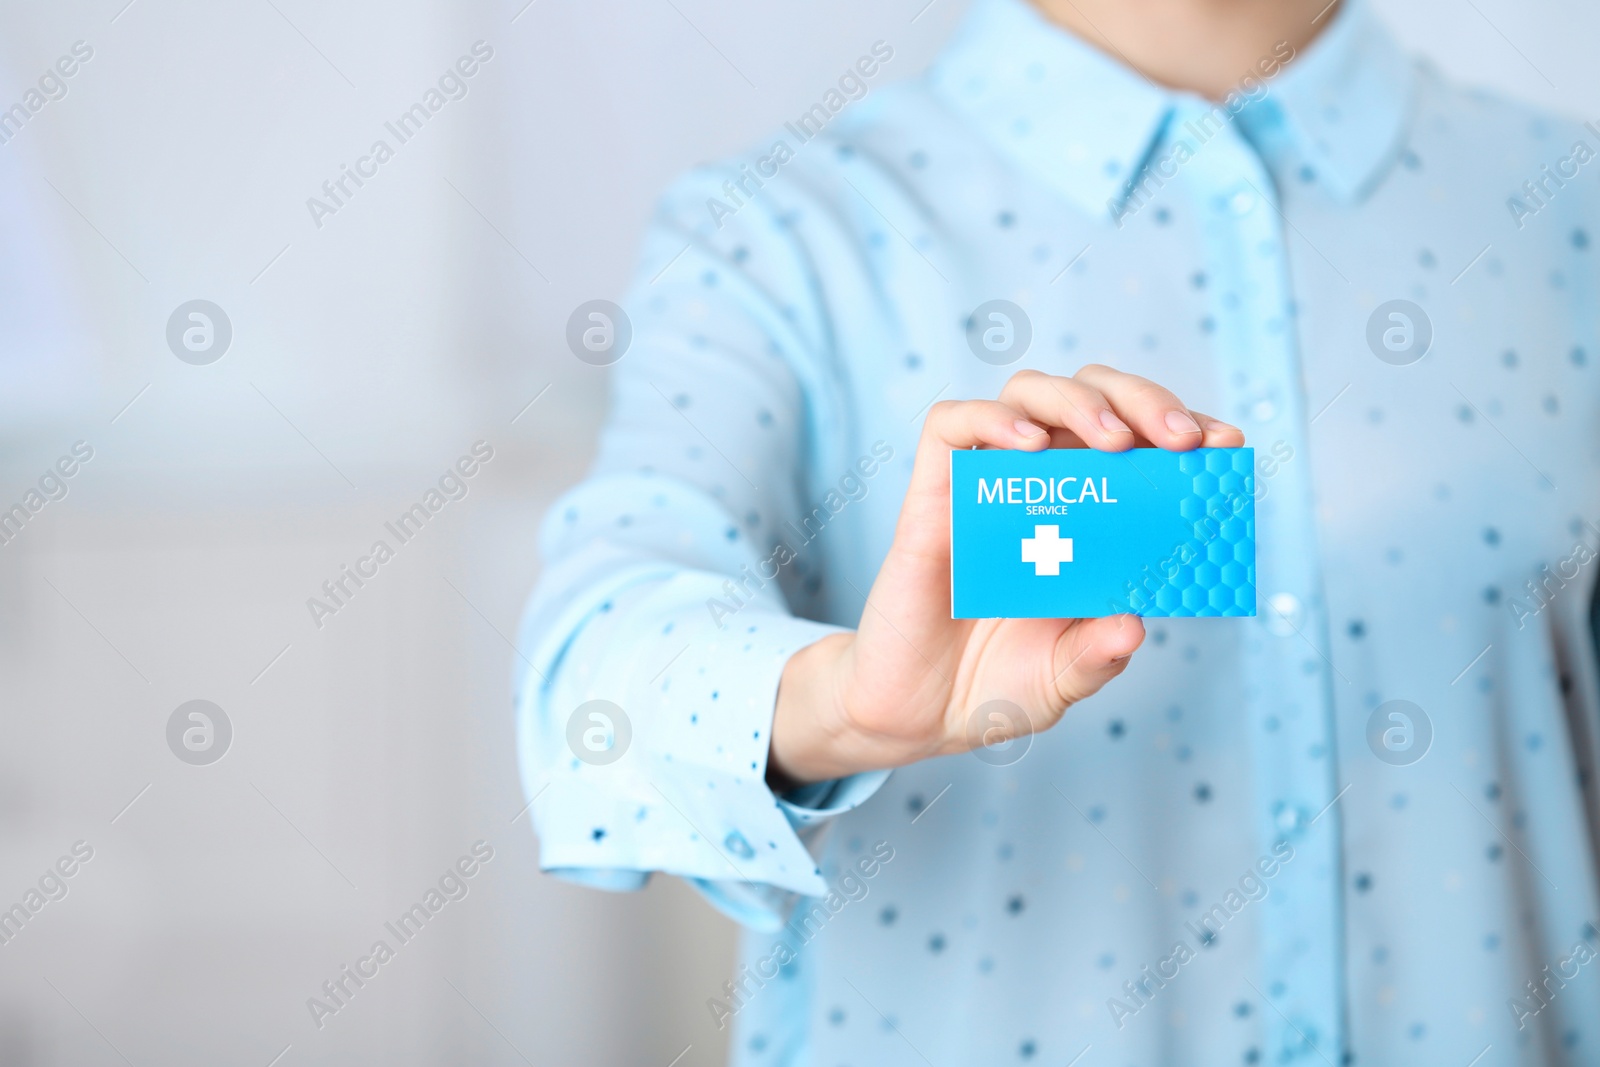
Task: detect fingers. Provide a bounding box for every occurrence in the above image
[1071,364,1233,450]
[998,367,1242,452]
[997,370,1135,451]
[919,398,1051,455]
[1050,614,1145,707]
[1188,409,1247,448]
[896,398,1053,545]
[924,369,1243,459]
[896,372,1243,551]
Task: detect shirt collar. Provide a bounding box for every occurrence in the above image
[926,0,1415,219]
[1237,0,1414,202]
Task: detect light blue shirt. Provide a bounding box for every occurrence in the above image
[516,1,1600,1063]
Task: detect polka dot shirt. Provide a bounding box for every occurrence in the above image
[514,0,1600,1063]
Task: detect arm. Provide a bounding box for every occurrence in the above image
[517,165,1243,927]
[515,164,889,927]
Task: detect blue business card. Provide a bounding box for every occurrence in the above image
[950,448,1256,619]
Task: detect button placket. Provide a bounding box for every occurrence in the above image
[1178,104,1347,1064]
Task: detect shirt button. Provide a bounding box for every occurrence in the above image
[1250,398,1277,422]
[1266,592,1302,635]
[1228,189,1256,215]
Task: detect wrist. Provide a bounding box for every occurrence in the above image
[768,631,860,789]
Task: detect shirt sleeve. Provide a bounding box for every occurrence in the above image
[512,160,890,931]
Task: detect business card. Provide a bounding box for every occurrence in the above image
[950,448,1256,619]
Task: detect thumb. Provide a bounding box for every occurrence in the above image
[1050,615,1145,706]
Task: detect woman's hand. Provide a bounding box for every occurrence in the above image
[768,366,1244,786]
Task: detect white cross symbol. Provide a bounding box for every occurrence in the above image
[1021,525,1073,575]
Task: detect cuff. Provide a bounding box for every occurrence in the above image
[523,593,861,911]
[689,768,891,930]
[778,770,891,827]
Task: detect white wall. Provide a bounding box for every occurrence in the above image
[0,0,1594,1064]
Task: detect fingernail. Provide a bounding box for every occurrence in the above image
[1098,409,1132,434]
[1204,419,1240,433]
[1015,419,1047,439]
[1165,410,1202,435]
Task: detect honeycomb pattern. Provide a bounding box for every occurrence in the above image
[1144,450,1255,616]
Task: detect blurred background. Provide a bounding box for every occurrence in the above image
[0,0,1597,1063]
